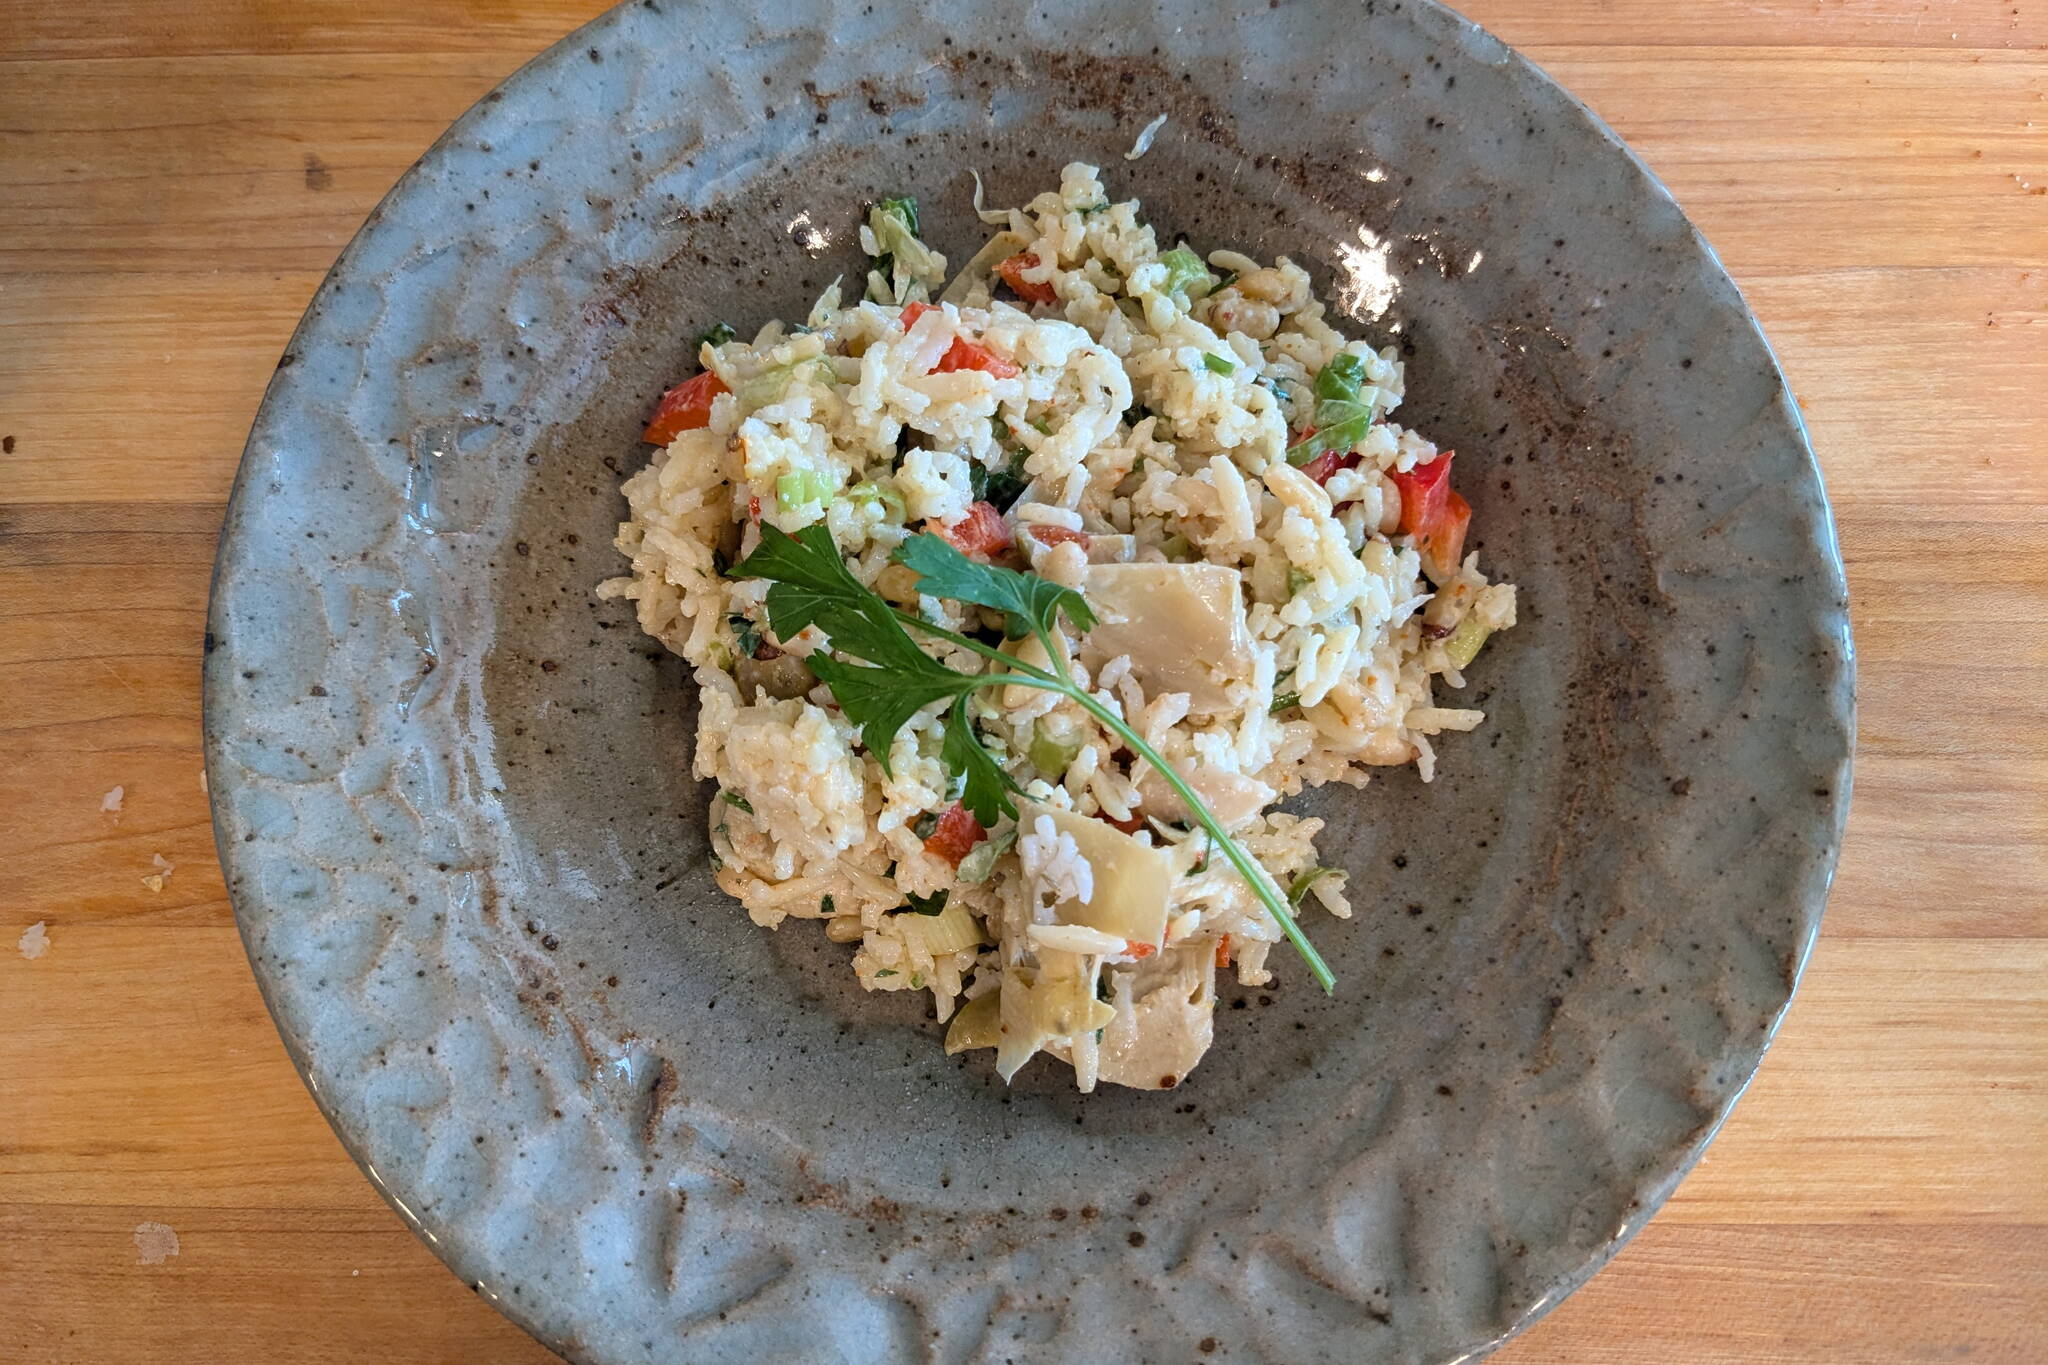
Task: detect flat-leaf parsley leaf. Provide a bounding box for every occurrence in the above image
[730,523,1336,991]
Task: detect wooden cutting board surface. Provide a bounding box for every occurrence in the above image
[2,2,2044,1360]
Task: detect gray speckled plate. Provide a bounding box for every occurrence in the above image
[204,1,1853,1360]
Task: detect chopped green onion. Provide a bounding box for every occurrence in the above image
[1201,352,1237,376]
[902,888,950,917]
[1078,202,1113,216]
[1270,690,1301,714]
[820,894,835,916]
[1210,270,1239,293]
[1160,533,1193,562]
[1286,566,1313,597]
[720,790,754,814]
[867,196,944,304]
[955,826,1017,883]
[875,969,898,978]
[696,322,737,348]
[875,195,920,236]
[1287,865,1342,908]
[727,613,763,658]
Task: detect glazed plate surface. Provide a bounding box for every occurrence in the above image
[204,2,1854,1360]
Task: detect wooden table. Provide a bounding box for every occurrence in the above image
[3,2,2043,1359]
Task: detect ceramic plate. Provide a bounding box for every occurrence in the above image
[205,1,1853,1359]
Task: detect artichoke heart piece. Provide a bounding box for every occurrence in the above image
[1023,801,1173,949]
[1076,562,1252,711]
[944,991,1001,1055]
[993,955,1117,1082]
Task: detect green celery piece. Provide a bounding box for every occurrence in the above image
[1157,246,1214,304]
[1027,725,1084,778]
[775,468,837,513]
[955,826,1018,883]
[1443,614,1492,670]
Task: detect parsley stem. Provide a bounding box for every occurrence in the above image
[907,608,1335,990]
[892,611,1060,681]
[1065,687,1337,994]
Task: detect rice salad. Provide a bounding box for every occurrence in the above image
[601,165,1517,1092]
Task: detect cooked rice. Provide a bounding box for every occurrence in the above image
[602,165,1517,1091]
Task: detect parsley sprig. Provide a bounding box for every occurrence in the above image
[730,523,1336,993]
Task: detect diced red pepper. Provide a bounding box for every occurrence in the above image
[933,501,1013,560]
[900,300,938,330]
[1294,429,1362,486]
[1124,940,1158,960]
[1216,934,1231,970]
[1024,524,1091,550]
[934,337,1022,379]
[748,494,761,521]
[1387,450,1471,583]
[922,802,987,867]
[1097,809,1146,836]
[995,252,1058,306]
[642,371,729,444]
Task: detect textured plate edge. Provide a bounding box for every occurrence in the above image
[1416,3,1857,1356]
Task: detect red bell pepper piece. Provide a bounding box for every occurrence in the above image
[996,252,1058,306]
[642,371,728,445]
[922,802,987,867]
[1024,524,1090,549]
[1096,809,1146,836]
[934,337,1022,379]
[1293,429,1363,486]
[1387,450,1471,583]
[934,501,1013,560]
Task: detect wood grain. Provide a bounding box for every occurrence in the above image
[2,1,2044,1361]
